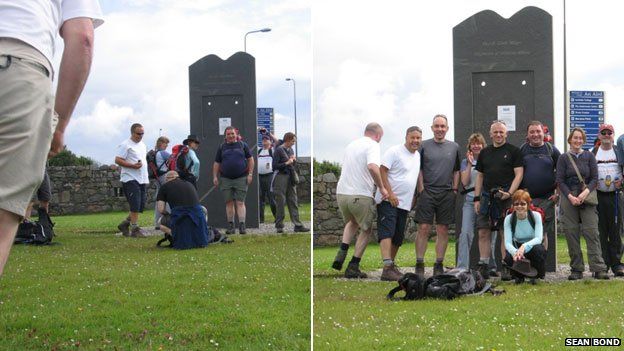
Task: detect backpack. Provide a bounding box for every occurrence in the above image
[387,269,503,301]
[519,141,557,165]
[168,145,193,179]
[14,208,55,245]
[146,150,168,180]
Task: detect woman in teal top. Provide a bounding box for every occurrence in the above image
[503,189,546,282]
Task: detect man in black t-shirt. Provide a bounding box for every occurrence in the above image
[156,171,201,235]
[473,121,524,280]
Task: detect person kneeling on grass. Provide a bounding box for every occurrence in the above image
[156,171,209,249]
[503,190,546,284]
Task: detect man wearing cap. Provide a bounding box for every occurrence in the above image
[115,123,149,238]
[591,124,624,276]
[258,135,276,223]
[0,1,103,276]
[182,134,201,186]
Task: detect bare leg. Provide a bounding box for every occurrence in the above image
[226,201,235,222]
[478,228,492,259]
[341,219,359,245]
[380,238,392,260]
[160,224,171,235]
[0,209,21,276]
[415,223,431,259]
[24,202,34,221]
[235,201,246,222]
[353,228,372,258]
[435,224,449,260]
[390,244,400,261]
[129,212,139,225]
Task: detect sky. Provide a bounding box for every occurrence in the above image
[313,0,624,162]
[52,0,311,164]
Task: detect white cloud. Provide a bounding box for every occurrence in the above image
[69,99,136,141]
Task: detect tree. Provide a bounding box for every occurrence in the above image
[48,148,95,166]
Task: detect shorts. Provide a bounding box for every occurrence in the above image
[336,194,375,232]
[122,180,147,213]
[0,40,55,217]
[219,176,248,202]
[376,201,409,246]
[414,189,456,224]
[31,171,51,202]
[476,196,512,230]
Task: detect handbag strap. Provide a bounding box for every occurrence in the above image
[566,152,587,188]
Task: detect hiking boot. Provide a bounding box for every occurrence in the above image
[489,269,499,277]
[381,264,403,281]
[529,278,537,285]
[593,271,610,280]
[478,263,490,280]
[344,262,367,279]
[276,227,284,234]
[613,265,624,277]
[239,222,247,235]
[415,262,425,277]
[294,225,310,232]
[130,226,148,238]
[433,262,444,276]
[117,219,131,237]
[501,267,513,281]
[568,271,583,280]
[514,276,525,284]
[226,222,235,235]
[332,249,347,271]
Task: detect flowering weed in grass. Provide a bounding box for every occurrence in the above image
[0,212,311,350]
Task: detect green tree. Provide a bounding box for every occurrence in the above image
[313,158,341,177]
[48,148,95,166]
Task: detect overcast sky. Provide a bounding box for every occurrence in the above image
[52,0,310,164]
[313,0,624,162]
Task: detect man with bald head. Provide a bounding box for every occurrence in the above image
[332,122,388,278]
[414,114,461,277]
[473,120,524,279]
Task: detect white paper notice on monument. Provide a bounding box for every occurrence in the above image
[219,117,231,135]
[497,105,516,131]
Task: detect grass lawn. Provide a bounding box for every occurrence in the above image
[0,211,311,350]
[314,237,624,350]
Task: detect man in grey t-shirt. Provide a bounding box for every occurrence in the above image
[414,114,461,277]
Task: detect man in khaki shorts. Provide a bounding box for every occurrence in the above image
[332,123,388,278]
[0,1,103,276]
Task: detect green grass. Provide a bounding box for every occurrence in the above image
[1,212,311,350]
[314,238,624,350]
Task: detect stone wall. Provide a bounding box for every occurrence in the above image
[45,160,311,215]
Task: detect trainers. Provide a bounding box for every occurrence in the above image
[381,264,403,281]
[415,262,425,277]
[568,270,583,280]
[501,267,512,281]
[478,263,490,280]
[344,262,367,279]
[117,219,131,237]
[332,249,347,271]
[239,222,247,235]
[226,222,235,235]
[593,271,610,280]
[294,225,310,232]
[130,226,148,238]
[433,262,444,276]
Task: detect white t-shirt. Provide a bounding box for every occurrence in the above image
[336,136,381,198]
[375,144,421,211]
[0,0,104,73]
[116,138,149,184]
[258,148,273,175]
[595,147,622,192]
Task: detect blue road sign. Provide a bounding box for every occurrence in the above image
[257,107,274,148]
[569,91,604,149]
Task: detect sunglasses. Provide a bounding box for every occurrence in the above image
[513,202,528,206]
[134,132,144,136]
[600,131,613,136]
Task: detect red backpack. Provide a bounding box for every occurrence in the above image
[505,204,545,234]
[168,144,192,174]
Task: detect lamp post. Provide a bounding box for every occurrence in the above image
[285,78,298,158]
[244,28,271,52]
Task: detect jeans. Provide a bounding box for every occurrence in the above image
[457,194,496,270]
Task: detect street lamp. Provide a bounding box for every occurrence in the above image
[244,28,271,52]
[285,77,298,158]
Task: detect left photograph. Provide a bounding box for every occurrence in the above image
[0,1,311,349]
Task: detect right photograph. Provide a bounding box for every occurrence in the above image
[313,0,624,349]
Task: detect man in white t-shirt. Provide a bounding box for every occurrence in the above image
[0,1,103,276]
[591,124,624,276]
[332,123,388,278]
[376,126,422,281]
[115,123,150,238]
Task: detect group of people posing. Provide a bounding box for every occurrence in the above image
[332,116,624,283]
[113,123,308,248]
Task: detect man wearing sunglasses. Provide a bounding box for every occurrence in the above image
[115,123,149,238]
[591,124,624,276]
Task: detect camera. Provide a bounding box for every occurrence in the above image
[490,187,504,200]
